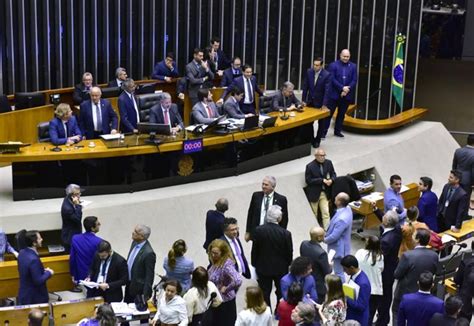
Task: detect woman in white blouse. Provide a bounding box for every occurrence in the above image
[354,235,384,326]
[183,266,222,326]
[151,279,188,326]
[235,286,273,326]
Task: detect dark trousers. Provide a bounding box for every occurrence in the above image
[257,273,284,310]
[459,291,473,321]
[370,294,383,326]
[376,274,395,326]
[324,97,350,135]
[241,102,256,114]
[214,298,237,326]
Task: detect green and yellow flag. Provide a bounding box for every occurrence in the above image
[392,34,406,110]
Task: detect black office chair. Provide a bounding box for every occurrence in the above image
[434,250,465,298]
[258,92,277,114]
[14,229,27,251]
[37,122,51,143]
[0,95,11,113]
[137,93,163,123]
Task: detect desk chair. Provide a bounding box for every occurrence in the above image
[37,122,51,143]
[137,93,163,122]
[258,92,277,114]
[0,95,11,114]
[51,296,103,325]
[434,249,465,298]
[0,303,49,326]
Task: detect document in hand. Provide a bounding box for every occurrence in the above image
[343,280,360,300]
[79,280,100,289]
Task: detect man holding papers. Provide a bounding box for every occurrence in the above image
[341,255,371,326]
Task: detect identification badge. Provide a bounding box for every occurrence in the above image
[445,200,449,207]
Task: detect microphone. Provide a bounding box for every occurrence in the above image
[456,242,468,248]
[207,292,217,308]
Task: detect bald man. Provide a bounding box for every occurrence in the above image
[323,49,358,138]
[300,227,332,303]
[324,192,353,280]
[79,86,118,139]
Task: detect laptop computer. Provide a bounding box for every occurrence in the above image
[241,115,259,131]
[260,116,277,128]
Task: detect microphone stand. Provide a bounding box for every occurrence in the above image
[437,243,463,299]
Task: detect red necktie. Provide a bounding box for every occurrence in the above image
[206,105,213,118]
[163,109,170,125]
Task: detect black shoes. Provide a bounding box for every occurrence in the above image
[334,132,345,137]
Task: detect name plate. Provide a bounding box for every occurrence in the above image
[183,138,203,154]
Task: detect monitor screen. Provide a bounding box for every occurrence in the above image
[14,92,46,110]
[137,122,171,135]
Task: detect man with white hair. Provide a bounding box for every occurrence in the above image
[107,67,128,88]
[251,205,293,308]
[245,176,289,242]
[61,184,83,252]
[73,72,96,105]
[272,81,302,112]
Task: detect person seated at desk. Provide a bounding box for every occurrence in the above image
[272,81,302,112]
[118,78,141,134]
[223,87,254,119]
[191,88,221,125]
[79,87,118,139]
[220,56,242,87]
[73,72,96,105]
[77,303,117,326]
[107,67,127,88]
[151,52,180,82]
[0,228,18,261]
[49,103,82,146]
[149,92,184,134]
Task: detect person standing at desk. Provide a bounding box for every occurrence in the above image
[186,48,215,106]
[79,87,118,139]
[107,67,127,88]
[118,78,141,134]
[384,174,407,224]
[73,72,96,105]
[17,231,54,305]
[49,103,82,146]
[437,170,469,233]
[417,176,439,231]
[151,52,180,82]
[61,184,83,252]
[452,134,474,210]
[220,57,242,87]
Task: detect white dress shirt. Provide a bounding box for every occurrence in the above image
[153,294,188,325]
[259,192,274,225]
[183,281,223,321]
[91,101,102,131]
[243,77,254,104]
[235,306,273,326]
[355,249,384,295]
[124,91,140,124]
[96,255,112,284]
[224,234,244,274]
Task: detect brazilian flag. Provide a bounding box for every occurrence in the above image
[392,34,405,110]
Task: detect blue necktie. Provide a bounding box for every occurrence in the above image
[246,78,253,103]
[127,245,140,278]
[95,103,102,131]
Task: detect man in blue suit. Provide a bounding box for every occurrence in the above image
[281,256,318,303]
[302,57,332,147]
[417,176,439,231]
[324,192,353,280]
[398,272,444,326]
[107,67,127,88]
[324,49,358,138]
[49,103,82,145]
[17,231,54,305]
[79,87,118,139]
[151,53,180,82]
[218,64,263,114]
[149,92,184,132]
[210,36,230,71]
[341,255,371,326]
[220,57,242,87]
[203,198,228,250]
[118,78,141,133]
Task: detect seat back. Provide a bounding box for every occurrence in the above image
[435,251,464,280]
[15,229,27,251]
[51,296,104,325]
[0,303,50,326]
[258,92,277,114]
[0,95,11,113]
[37,122,51,143]
[137,93,163,123]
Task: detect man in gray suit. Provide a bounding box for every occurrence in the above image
[223,87,255,119]
[185,48,214,106]
[191,88,221,124]
[392,228,438,325]
[272,81,302,112]
[452,134,474,209]
[300,226,332,303]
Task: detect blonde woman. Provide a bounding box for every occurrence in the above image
[316,274,346,326]
[236,286,272,326]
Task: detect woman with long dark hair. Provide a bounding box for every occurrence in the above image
[151,279,188,326]
[163,239,194,293]
[77,303,116,326]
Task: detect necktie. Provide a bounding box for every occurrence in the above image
[64,122,69,137]
[101,259,108,276]
[320,164,326,190]
[206,105,213,118]
[127,245,140,278]
[314,71,319,87]
[443,187,455,215]
[163,109,170,125]
[264,195,270,213]
[231,238,246,274]
[246,78,254,103]
[95,103,102,131]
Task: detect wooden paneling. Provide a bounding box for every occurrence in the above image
[0,303,50,326]
[51,297,104,325]
[344,107,428,130]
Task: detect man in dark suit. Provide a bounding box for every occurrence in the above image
[417,176,439,231]
[251,205,293,307]
[61,184,83,252]
[17,231,54,305]
[302,58,332,147]
[305,149,336,230]
[186,48,215,106]
[373,209,402,326]
[149,92,184,132]
[118,78,141,133]
[107,67,127,88]
[73,72,96,105]
[220,57,242,87]
[218,64,263,114]
[220,217,251,279]
[271,81,302,112]
[203,198,228,250]
[79,87,118,139]
[452,134,474,207]
[86,240,128,303]
[398,272,444,326]
[210,36,230,72]
[125,224,156,304]
[245,175,289,241]
[430,295,464,326]
[341,255,371,326]
[191,88,221,124]
[151,53,180,82]
[324,49,358,138]
[300,226,332,303]
[223,87,253,119]
[437,170,469,232]
[393,228,439,324]
[49,103,82,146]
[454,241,474,321]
